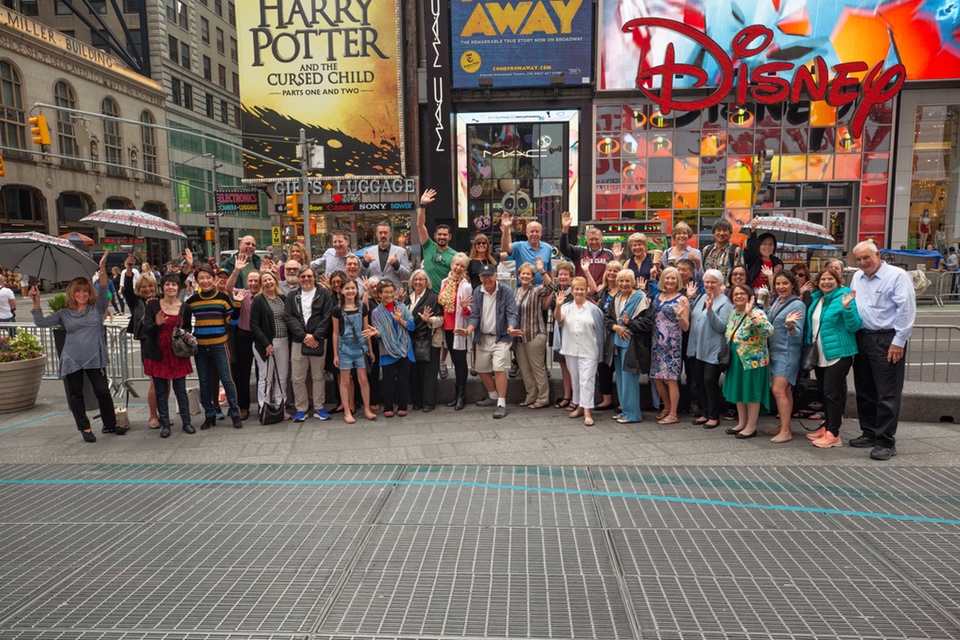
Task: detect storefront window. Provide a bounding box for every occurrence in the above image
[909,105,958,252]
[594,100,894,248]
[457,111,579,241]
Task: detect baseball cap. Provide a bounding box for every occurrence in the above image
[479,264,497,277]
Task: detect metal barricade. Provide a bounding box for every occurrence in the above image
[904,324,960,383]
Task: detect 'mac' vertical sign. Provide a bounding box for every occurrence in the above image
[424,0,454,225]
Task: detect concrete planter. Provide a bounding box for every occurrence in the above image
[0,356,45,413]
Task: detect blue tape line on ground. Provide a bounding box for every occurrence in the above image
[0,412,68,433]
[1,476,958,527]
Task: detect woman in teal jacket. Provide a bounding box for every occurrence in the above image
[804,266,861,449]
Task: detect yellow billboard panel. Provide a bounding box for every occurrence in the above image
[236,0,405,179]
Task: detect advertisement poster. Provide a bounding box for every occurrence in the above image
[236,0,405,179]
[599,0,959,91]
[452,0,592,88]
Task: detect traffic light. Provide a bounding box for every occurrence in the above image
[28,115,51,146]
[285,192,300,219]
[204,229,215,242]
[0,153,5,177]
[309,215,317,236]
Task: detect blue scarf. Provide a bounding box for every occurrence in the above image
[613,290,646,348]
[371,301,413,359]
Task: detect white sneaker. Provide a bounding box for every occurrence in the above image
[439,361,449,378]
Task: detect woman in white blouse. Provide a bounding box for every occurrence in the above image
[554,276,607,426]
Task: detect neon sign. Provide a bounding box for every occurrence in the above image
[622,18,906,139]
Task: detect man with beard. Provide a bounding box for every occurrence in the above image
[415,188,457,291]
[356,221,411,288]
[280,260,301,296]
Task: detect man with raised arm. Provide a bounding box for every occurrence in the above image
[558,210,613,282]
[500,212,552,284]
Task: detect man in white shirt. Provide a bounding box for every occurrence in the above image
[283,266,335,422]
[456,265,522,419]
[849,241,916,461]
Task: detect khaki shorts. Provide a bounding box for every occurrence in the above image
[475,334,511,373]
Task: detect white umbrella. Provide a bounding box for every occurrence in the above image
[81,209,187,241]
[0,231,98,281]
[753,216,834,245]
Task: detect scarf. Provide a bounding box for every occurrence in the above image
[372,300,413,359]
[438,276,461,314]
[613,290,646,348]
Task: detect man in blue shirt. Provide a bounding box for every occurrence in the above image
[500,212,552,284]
[848,241,916,461]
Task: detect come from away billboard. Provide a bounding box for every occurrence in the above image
[452,0,592,88]
[599,0,959,92]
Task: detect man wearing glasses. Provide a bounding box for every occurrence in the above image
[415,188,457,292]
[283,265,335,422]
[280,260,301,295]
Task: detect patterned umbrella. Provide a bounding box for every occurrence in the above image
[0,231,98,280]
[59,231,96,246]
[752,216,834,245]
[81,209,186,240]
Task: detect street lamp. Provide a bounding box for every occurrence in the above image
[172,152,222,259]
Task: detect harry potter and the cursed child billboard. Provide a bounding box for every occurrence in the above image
[236,0,405,179]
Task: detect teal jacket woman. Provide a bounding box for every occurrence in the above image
[804,287,861,359]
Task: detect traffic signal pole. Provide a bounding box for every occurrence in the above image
[300,128,311,262]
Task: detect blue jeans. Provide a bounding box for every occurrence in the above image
[615,347,642,422]
[195,343,239,418]
[154,376,191,429]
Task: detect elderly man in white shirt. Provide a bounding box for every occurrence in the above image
[848,241,916,461]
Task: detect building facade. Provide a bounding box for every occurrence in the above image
[0,6,170,259]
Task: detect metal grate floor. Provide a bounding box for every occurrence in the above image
[0,463,958,639]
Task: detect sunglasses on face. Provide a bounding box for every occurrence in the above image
[475,242,488,246]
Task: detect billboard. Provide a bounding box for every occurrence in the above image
[236,0,405,179]
[599,0,960,91]
[451,0,592,88]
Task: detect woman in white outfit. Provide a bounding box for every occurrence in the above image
[554,276,607,426]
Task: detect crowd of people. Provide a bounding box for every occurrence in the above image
[28,192,917,461]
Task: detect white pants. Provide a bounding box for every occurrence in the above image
[291,345,326,412]
[566,354,598,409]
[253,336,289,407]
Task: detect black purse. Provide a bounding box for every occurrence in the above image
[719,312,748,373]
[413,335,432,362]
[259,355,285,425]
[800,328,821,373]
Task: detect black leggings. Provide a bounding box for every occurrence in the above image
[444,330,468,387]
[691,358,722,421]
[63,368,116,432]
[816,357,852,435]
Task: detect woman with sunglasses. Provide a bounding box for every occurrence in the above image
[790,263,814,306]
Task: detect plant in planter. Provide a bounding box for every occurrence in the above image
[0,329,47,413]
[48,293,67,314]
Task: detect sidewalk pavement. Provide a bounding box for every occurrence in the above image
[1,377,958,467]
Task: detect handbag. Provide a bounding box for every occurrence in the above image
[301,339,325,356]
[413,335,432,362]
[259,355,285,425]
[718,312,748,373]
[800,314,822,372]
[170,300,198,358]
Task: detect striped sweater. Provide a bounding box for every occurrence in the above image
[186,289,237,346]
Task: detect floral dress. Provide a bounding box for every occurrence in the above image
[650,294,683,380]
[143,311,193,379]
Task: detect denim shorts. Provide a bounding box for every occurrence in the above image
[338,340,366,370]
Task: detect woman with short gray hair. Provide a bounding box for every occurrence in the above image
[686,268,732,429]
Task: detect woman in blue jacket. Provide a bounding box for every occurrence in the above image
[804,266,861,449]
[765,271,806,443]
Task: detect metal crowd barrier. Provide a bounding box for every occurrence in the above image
[903,324,960,383]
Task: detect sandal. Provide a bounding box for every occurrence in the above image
[809,412,824,420]
[528,402,548,410]
[554,397,571,409]
[655,410,668,421]
[584,418,595,426]
[657,416,680,425]
[518,401,528,408]
[149,417,161,429]
[566,403,578,413]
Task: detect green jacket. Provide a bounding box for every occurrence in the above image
[805,287,861,360]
